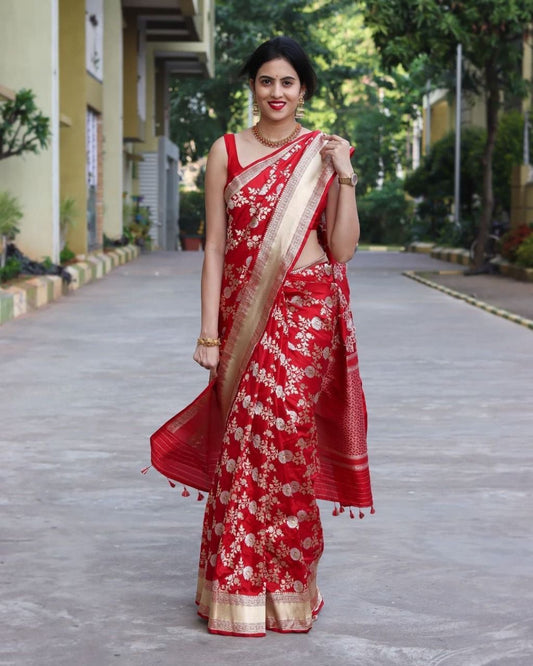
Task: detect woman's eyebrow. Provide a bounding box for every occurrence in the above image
[259,75,297,81]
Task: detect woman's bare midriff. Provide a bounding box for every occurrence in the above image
[293,230,326,269]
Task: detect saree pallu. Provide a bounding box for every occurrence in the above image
[150,130,373,636]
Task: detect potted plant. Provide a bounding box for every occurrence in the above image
[179,189,205,250]
[129,199,153,251]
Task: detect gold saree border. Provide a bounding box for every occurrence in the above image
[218,132,334,421]
[196,573,322,636]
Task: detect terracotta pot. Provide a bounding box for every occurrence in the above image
[182,236,203,251]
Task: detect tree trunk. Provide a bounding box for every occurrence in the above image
[472,61,499,270]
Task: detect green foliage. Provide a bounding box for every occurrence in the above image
[515,234,533,268]
[0,257,22,283]
[404,112,530,247]
[128,205,153,250]
[500,224,533,262]
[0,191,23,269]
[0,191,23,238]
[405,126,485,213]
[363,1,532,97]
[170,1,403,163]
[59,197,79,248]
[404,127,483,246]
[179,190,205,236]
[59,197,79,232]
[120,196,153,249]
[122,200,135,227]
[59,244,76,264]
[493,111,532,212]
[363,0,533,268]
[0,89,51,161]
[358,180,413,244]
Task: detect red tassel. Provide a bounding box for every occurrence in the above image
[197,491,205,501]
[181,487,190,497]
[167,479,176,488]
[370,506,376,514]
[332,504,339,516]
[339,505,345,514]
[140,465,151,475]
[349,508,355,519]
[359,510,365,519]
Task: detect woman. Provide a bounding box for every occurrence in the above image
[150,36,373,637]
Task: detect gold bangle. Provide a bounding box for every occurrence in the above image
[197,336,221,347]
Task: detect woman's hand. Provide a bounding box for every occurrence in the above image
[322,134,360,263]
[193,344,219,380]
[321,134,353,178]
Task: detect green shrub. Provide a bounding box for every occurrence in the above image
[500,224,533,262]
[128,205,153,249]
[358,180,413,245]
[0,191,23,239]
[60,244,76,264]
[0,257,22,283]
[179,189,205,236]
[515,234,533,268]
[404,112,531,246]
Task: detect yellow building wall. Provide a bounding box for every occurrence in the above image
[59,0,87,255]
[0,0,59,262]
[123,12,143,142]
[103,0,123,239]
[431,99,453,145]
[86,72,103,113]
[139,46,159,153]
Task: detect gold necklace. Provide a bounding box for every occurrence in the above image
[252,122,302,148]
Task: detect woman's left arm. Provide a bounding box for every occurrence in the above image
[322,134,360,263]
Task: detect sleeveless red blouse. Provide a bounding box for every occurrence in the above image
[223,133,321,230]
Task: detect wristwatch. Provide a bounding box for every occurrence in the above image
[338,172,358,186]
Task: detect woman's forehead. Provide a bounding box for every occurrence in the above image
[255,57,299,80]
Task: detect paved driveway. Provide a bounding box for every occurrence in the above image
[1,251,532,666]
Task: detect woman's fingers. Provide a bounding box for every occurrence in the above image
[193,345,220,371]
[320,135,353,175]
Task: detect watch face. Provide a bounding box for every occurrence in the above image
[351,172,358,186]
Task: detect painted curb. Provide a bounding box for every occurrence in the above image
[403,270,533,331]
[0,244,141,326]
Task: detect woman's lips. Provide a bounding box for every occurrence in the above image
[268,101,286,110]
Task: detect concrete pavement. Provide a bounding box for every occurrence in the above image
[413,270,533,324]
[1,250,532,666]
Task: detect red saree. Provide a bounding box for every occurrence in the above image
[150,130,373,636]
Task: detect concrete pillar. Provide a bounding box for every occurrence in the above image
[0,0,60,262]
[103,0,123,240]
[59,0,87,255]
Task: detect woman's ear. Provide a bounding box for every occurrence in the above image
[249,79,255,94]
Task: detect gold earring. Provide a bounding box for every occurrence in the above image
[295,94,305,119]
[252,96,259,121]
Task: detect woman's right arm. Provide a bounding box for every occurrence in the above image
[193,137,228,375]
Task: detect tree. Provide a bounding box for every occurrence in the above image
[364,0,533,269]
[169,0,429,208]
[170,0,379,163]
[0,89,51,161]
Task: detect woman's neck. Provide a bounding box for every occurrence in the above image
[255,117,299,141]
